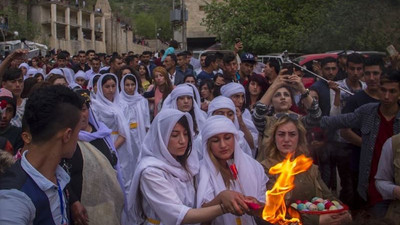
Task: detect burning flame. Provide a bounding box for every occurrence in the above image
[262,153,313,225]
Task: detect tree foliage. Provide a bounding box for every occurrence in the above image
[203,0,400,54]
[0,6,40,41]
[109,0,173,40]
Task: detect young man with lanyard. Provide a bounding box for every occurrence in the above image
[0,85,83,225]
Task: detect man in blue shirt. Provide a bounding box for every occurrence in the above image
[0,85,83,225]
[197,54,218,85]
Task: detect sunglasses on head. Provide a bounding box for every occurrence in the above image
[274,113,300,120]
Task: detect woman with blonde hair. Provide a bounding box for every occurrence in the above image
[143,66,174,118]
[261,115,351,225]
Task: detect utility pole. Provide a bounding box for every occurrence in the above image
[181,0,186,50]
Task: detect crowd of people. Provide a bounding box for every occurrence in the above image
[0,39,399,225]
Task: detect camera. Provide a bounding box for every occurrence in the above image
[281,62,293,75]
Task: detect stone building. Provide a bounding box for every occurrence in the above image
[1,0,153,54]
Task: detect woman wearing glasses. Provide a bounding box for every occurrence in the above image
[261,115,352,225]
[252,68,321,162]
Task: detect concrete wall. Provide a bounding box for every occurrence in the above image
[185,0,216,38]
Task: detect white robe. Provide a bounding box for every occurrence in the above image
[120,74,151,159]
[124,109,200,225]
[90,73,135,197]
[197,116,268,225]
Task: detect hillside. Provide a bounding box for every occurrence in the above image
[105,0,173,40]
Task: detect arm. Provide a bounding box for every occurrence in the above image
[302,99,322,129]
[328,81,341,116]
[0,49,28,81]
[141,168,231,225]
[320,106,363,130]
[289,74,313,109]
[237,108,255,150]
[252,102,274,134]
[0,190,35,225]
[258,73,287,106]
[114,135,126,150]
[182,205,224,224]
[375,138,398,200]
[340,129,362,147]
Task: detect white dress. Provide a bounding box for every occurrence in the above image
[197,116,268,225]
[140,167,196,225]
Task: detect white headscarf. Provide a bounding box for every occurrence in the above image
[87,74,101,99]
[91,73,135,195]
[186,83,202,105]
[48,68,63,76]
[125,109,199,224]
[120,74,149,141]
[75,70,88,81]
[207,96,239,129]
[197,116,268,224]
[162,84,206,131]
[60,68,81,89]
[207,96,253,156]
[18,63,29,70]
[220,82,245,98]
[25,68,38,79]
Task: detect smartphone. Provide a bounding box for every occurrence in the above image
[281,62,293,75]
[235,38,241,43]
[26,49,40,59]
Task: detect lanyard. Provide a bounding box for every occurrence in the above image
[56,179,66,225]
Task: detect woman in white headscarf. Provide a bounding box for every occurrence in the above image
[18,62,29,79]
[162,83,206,135]
[124,109,250,225]
[87,74,101,99]
[120,74,150,157]
[90,73,135,196]
[74,70,88,88]
[221,82,259,157]
[205,96,253,157]
[60,67,81,89]
[197,116,268,225]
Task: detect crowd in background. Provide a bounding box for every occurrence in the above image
[0,39,400,225]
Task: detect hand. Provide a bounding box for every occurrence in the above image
[319,211,351,225]
[287,75,305,92]
[312,61,322,75]
[243,196,264,216]
[270,74,290,90]
[236,107,243,121]
[328,81,340,93]
[234,42,243,53]
[8,49,29,60]
[71,201,89,225]
[218,190,249,216]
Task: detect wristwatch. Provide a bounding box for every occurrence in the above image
[301,88,310,99]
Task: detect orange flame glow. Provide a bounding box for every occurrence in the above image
[262,153,313,225]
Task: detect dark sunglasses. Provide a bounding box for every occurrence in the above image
[274,113,300,120]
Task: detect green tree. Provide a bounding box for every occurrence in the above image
[203,0,400,53]
[109,0,173,40]
[0,6,39,41]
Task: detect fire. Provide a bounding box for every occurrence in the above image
[262,153,313,225]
